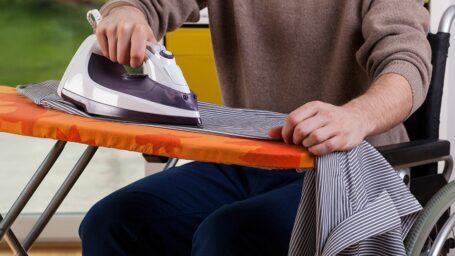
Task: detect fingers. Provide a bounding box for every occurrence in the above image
[95,27,109,57]
[117,22,134,65]
[302,126,337,148]
[98,23,155,67]
[106,25,118,62]
[292,115,328,145]
[146,26,157,43]
[94,6,155,66]
[308,136,342,156]
[268,126,283,139]
[281,102,321,143]
[280,102,368,155]
[130,24,149,68]
[96,22,151,67]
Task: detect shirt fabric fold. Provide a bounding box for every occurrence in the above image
[289,142,421,255]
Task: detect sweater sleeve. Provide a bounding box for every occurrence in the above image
[100,0,206,40]
[356,0,432,115]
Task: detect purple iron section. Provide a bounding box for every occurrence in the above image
[88,53,199,111]
[62,90,202,126]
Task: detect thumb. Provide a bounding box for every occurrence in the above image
[268,126,283,140]
[147,28,157,44]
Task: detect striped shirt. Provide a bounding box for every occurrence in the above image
[289,142,421,255]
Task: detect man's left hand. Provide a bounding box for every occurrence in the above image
[268,101,371,156]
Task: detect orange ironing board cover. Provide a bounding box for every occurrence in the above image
[0,86,314,169]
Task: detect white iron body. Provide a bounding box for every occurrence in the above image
[57,35,201,126]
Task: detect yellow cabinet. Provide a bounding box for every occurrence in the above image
[165,26,222,104]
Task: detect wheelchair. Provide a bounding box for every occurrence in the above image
[144,5,455,256]
[374,5,455,256]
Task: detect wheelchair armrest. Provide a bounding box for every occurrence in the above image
[376,139,450,167]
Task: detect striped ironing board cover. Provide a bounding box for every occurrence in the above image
[0,85,314,169]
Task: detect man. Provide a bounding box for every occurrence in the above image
[79,0,431,255]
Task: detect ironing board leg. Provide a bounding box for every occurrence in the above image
[163,158,179,170]
[22,145,98,251]
[0,141,66,241]
[0,214,28,256]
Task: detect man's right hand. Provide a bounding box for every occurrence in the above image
[96,6,156,68]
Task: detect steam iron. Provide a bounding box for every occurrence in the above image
[57,11,201,126]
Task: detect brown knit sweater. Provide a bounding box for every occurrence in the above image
[101,0,432,146]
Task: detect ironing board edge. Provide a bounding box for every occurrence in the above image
[0,85,315,169]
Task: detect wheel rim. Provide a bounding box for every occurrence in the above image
[405,181,455,256]
[429,212,455,255]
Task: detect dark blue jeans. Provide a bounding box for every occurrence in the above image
[79,162,304,256]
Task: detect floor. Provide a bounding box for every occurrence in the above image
[0,243,81,256]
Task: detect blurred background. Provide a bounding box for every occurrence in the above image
[0,0,455,255]
[0,1,147,254]
[0,0,101,85]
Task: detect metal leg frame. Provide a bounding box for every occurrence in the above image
[0,141,98,255]
[0,141,67,239]
[0,215,27,256]
[163,158,179,170]
[23,145,98,250]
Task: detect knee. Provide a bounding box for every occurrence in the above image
[192,205,246,255]
[79,190,137,240]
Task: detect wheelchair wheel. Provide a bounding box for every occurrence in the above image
[405,180,455,256]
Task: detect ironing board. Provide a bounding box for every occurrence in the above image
[0,85,314,255]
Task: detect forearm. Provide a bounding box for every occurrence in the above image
[100,0,134,15]
[101,0,203,40]
[344,73,413,137]
[357,0,431,116]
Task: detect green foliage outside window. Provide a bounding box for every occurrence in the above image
[0,1,103,86]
